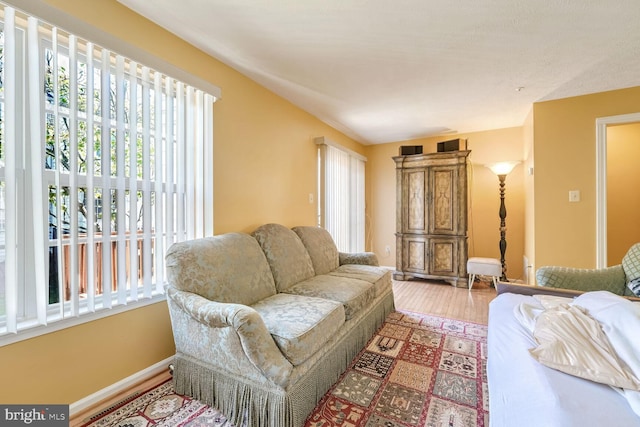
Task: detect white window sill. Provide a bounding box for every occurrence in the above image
[0,294,167,347]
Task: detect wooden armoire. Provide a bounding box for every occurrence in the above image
[393,150,470,286]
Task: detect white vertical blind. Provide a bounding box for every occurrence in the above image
[351,157,365,251]
[326,145,348,250]
[153,72,164,295]
[128,60,139,302]
[67,33,80,316]
[0,4,218,343]
[165,77,175,250]
[194,91,204,239]
[185,86,195,241]
[175,82,186,243]
[141,66,153,299]
[50,26,64,320]
[203,94,214,237]
[3,6,18,333]
[315,137,366,253]
[115,54,127,306]
[85,41,96,312]
[100,47,112,309]
[26,16,47,324]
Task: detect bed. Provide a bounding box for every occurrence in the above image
[487,286,640,427]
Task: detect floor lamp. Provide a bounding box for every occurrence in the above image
[486,161,519,281]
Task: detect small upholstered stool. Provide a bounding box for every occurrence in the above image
[467,257,502,291]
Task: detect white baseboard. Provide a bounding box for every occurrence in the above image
[70,356,174,416]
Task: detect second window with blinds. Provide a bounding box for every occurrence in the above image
[315,137,366,253]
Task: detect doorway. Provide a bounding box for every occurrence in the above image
[596,113,640,267]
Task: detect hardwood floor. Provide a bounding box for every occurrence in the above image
[393,278,496,323]
[69,278,495,425]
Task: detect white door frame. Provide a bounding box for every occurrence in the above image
[595,112,640,268]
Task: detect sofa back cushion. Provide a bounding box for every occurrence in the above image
[292,226,339,275]
[165,232,277,305]
[252,224,315,292]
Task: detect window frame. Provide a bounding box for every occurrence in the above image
[0,1,219,346]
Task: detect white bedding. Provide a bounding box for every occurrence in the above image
[488,293,640,427]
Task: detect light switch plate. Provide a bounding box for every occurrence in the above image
[569,190,580,202]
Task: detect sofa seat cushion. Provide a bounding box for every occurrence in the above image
[251,293,345,366]
[285,275,375,320]
[329,265,392,297]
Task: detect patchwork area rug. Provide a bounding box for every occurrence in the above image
[78,378,227,426]
[80,311,488,427]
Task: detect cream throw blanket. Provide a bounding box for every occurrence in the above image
[515,291,640,417]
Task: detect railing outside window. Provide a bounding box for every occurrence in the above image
[55,232,154,303]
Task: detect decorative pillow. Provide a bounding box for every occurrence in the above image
[622,243,640,296]
[529,303,640,391]
[628,277,640,297]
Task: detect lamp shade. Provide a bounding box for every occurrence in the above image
[486,161,520,176]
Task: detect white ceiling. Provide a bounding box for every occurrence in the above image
[117,0,640,145]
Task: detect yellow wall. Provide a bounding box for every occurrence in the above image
[368,127,526,281]
[1,303,172,403]
[533,86,640,269]
[0,0,365,405]
[606,122,640,265]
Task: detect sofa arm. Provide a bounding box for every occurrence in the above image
[339,251,379,266]
[535,265,627,295]
[166,287,293,387]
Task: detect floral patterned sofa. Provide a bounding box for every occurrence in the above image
[165,223,395,427]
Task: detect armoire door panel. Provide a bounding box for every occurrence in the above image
[404,238,427,272]
[430,167,458,235]
[406,170,426,232]
[429,239,457,276]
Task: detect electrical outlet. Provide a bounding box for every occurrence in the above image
[308,193,314,203]
[384,245,391,256]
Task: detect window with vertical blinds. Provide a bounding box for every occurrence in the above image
[0,4,217,344]
[315,137,366,252]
